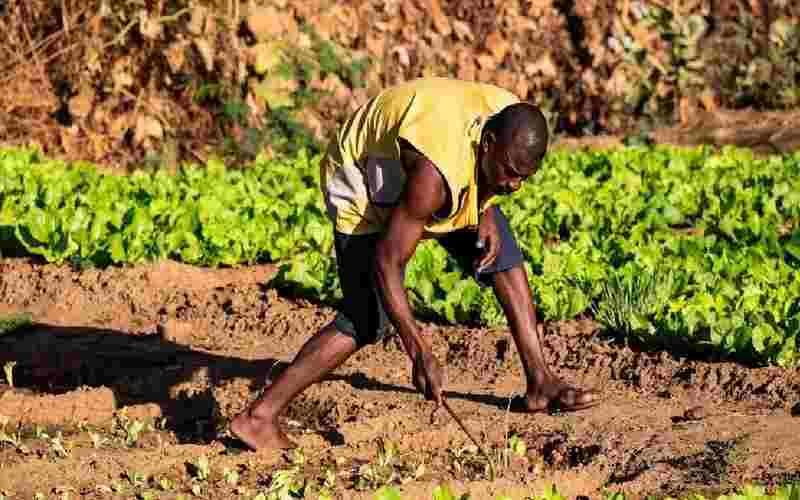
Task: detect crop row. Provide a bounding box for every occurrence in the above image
[367,483,800,500]
[0,146,798,366]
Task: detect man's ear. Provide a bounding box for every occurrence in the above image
[482,131,495,153]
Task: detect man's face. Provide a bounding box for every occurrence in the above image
[480,135,542,196]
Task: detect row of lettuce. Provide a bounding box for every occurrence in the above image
[0,145,798,366]
[368,483,800,500]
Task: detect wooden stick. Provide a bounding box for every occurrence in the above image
[440,397,496,479]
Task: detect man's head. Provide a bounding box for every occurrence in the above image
[478,102,549,196]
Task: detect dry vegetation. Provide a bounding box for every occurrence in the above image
[1,0,798,170]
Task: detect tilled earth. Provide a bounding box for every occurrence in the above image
[0,257,798,499]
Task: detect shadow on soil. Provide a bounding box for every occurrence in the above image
[606,435,751,498]
[0,323,532,446]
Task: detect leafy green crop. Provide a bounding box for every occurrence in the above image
[1,144,798,366]
[370,482,800,500]
[0,312,32,336]
[0,147,335,293]
[491,145,800,366]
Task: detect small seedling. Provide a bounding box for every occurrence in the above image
[536,483,567,500]
[113,412,149,447]
[0,424,22,449]
[49,432,70,458]
[158,477,175,491]
[126,420,146,446]
[440,398,497,480]
[34,425,48,440]
[125,470,147,488]
[266,467,304,497]
[3,361,16,388]
[193,454,210,481]
[90,431,107,449]
[222,466,239,485]
[262,448,307,498]
[355,438,401,490]
[508,434,527,458]
[486,433,530,479]
[138,492,156,500]
[305,465,337,500]
[432,484,470,500]
[373,486,402,500]
[561,420,576,437]
[320,467,337,497]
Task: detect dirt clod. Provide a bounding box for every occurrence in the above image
[158,319,195,345]
[680,406,706,422]
[124,402,164,421]
[0,386,115,426]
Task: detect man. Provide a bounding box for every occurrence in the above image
[231,77,600,450]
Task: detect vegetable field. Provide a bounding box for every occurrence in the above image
[2,145,798,366]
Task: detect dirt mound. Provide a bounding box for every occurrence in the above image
[144,260,278,293]
[0,386,115,426]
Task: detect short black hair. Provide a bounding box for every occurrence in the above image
[483,102,549,171]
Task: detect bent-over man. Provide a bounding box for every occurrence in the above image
[231,77,600,450]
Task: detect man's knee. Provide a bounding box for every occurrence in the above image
[333,312,393,349]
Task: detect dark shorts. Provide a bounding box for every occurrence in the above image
[333,205,524,348]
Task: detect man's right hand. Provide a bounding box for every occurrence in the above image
[372,143,449,406]
[412,348,444,405]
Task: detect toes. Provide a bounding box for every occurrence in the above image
[555,387,602,411]
[527,395,550,413]
[511,394,548,413]
[516,387,602,414]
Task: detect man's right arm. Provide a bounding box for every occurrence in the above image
[373,149,447,401]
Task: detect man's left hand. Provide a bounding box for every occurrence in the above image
[475,208,500,273]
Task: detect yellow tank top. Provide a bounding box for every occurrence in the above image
[321,77,520,235]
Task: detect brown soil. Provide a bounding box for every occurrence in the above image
[0,257,798,499]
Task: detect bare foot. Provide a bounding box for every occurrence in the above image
[229,412,296,451]
[522,381,601,413]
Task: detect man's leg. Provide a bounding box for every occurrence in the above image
[492,265,599,412]
[230,323,358,449]
[438,206,600,412]
[230,231,390,450]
